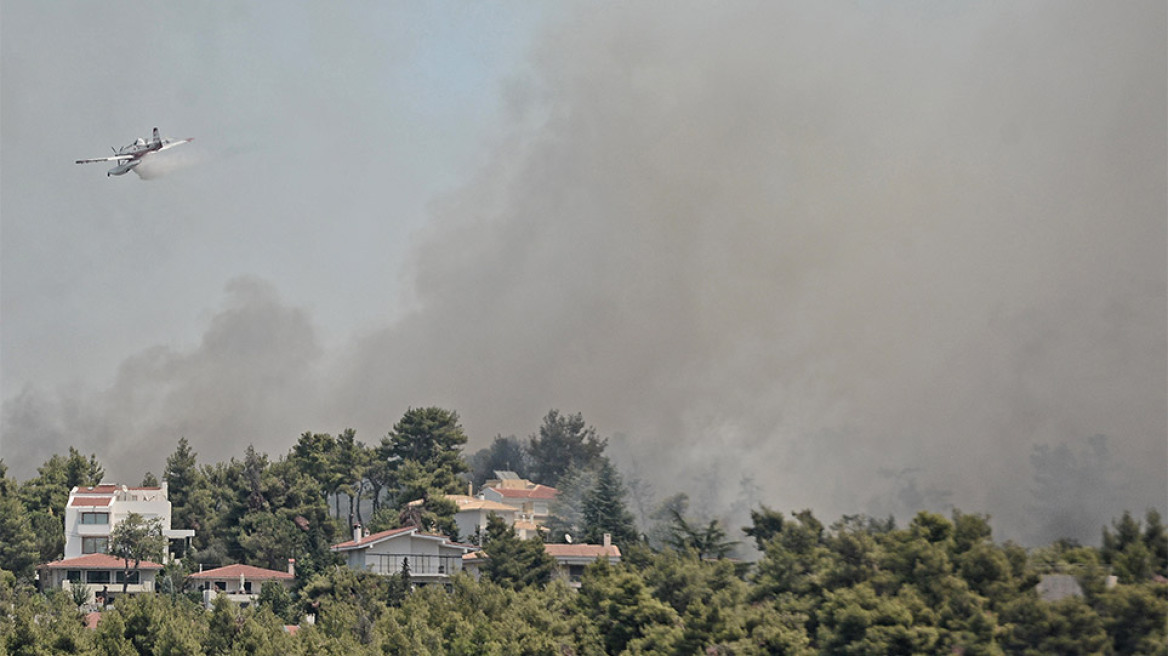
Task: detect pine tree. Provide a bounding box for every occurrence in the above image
[526,410,606,486]
[467,435,528,487]
[164,437,203,529]
[482,513,555,590]
[581,460,638,548]
[64,447,104,488]
[0,494,38,581]
[383,407,469,495]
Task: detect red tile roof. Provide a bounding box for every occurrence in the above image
[488,485,558,500]
[40,553,164,570]
[84,612,102,630]
[465,543,620,561]
[544,544,621,559]
[70,496,114,507]
[188,563,294,580]
[331,526,478,552]
[330,526,416,550]
[447,495,516,513]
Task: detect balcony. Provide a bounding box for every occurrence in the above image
[202,589,259,609]
[362,553,463,579]
[52,579,153,604]
[74,523,110,537]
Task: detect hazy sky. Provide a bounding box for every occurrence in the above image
[3,1,1164,544]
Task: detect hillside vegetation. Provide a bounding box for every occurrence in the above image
[2,407,1165,654]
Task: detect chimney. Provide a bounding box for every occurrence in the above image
[352,524,362,543]
[603,533,611,548]
[287,558,296,577]
[468,481,473,496]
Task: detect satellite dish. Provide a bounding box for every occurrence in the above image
[564,533,573,544]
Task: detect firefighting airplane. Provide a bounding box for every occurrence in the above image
[75,128,193,176]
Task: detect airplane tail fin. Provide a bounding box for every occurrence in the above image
[152,127,162,147]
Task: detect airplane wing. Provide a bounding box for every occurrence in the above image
[157,137,194,152]
[75,155,135,164]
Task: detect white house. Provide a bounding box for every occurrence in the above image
[478,480,558,526]
[445,495,520,542]
[188,562,296,609]
[331,525,477,585]
[64,483,195,560]
[461,534,621,589]
[38,553,163,604]
[544,539,621,588]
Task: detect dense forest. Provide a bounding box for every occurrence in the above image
[1,407,1165,655]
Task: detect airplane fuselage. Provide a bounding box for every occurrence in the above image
[75,128,192,177]
[107,159,143,176]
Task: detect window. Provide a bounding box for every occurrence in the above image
[86,570,111,584]
[80,512,109,525]
[82,537,108,554]
[66,570,81,582]
[114,571,140,584]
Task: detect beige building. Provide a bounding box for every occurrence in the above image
[189,562,296,609]
[445,494,522,542]
[544,539,622,588]
[38,553,163,604]
[478,478,558,527]
[462,535,621,589]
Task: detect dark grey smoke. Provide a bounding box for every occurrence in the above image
[332,1,1166,543]
[3,277,325,471]
[3,2,1163,544]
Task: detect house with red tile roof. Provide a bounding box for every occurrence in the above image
[478,479,558,527]
[408,493,543,542]
[462,534,621,589]
[544,539,622,587]
[38,553,164,604]
[188,561,296,609]
[331,525,477,585]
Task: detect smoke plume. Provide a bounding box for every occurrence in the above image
[3,277,325,471]
[331,1,1166,542]
[3,2,1163,544]
[133,144,206,180]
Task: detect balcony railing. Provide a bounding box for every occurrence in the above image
[54,579,153,602]
[74,524,111,536]
[202,589,259,608]
[362,553,463,578]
